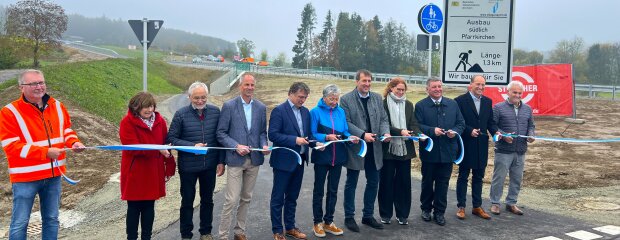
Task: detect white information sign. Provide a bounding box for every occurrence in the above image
[442,0,514,85]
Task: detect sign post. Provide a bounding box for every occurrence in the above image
[418,3,443,78]
[442,0,514,85]
[128,19,164,91]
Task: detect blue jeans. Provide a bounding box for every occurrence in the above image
[10,177,62,240]
[344,155,380,219]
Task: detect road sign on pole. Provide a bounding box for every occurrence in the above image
[441,0,514,85]
[418,3,443,34]
[418,3,443,78]
[128,19,164,91]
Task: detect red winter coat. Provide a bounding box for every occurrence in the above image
[119,110,174,201]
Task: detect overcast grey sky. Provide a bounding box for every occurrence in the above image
[2,0,619,58]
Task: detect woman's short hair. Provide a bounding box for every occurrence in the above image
[322,84,341,98]
[128,91,156,116]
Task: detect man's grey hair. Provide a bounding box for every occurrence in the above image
[507,81,524,91]
[18,69,44,85]
[426,77,442,87]
[322,84,341,98]
[187,81,209,95]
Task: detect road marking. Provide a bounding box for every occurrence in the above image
[565,230,602,240]
[535,237,563,240]
[593,225,620,235]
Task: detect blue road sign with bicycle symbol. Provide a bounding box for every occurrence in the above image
[418,3,443,34]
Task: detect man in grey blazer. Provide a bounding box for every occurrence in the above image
[217,73,270,240]
[340,69,391,232]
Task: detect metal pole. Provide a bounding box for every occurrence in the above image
[143,18,148,92]
[428,34,432,78]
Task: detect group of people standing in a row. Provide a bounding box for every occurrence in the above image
[0,69,535,240]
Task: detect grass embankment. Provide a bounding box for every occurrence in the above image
[1,59,224,124]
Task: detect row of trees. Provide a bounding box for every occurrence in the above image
[290,3,620,85]
[516,37,620,85]
[291,3,430,74]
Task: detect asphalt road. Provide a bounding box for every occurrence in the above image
[155,94,618,240]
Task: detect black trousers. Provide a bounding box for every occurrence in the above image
[378,159,412,219]
[179,168,217,238]
[456,166,485,208]
[420,162,453,216]
[312,164,343,224]
[126,200,155,240]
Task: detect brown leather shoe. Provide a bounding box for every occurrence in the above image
[456,207,466,219]
[506,205,524,215]
[234,233,248,240]
[285,228,307,239]
[273,233,286,240]
[490,204,500,215]
[472,207,491,219]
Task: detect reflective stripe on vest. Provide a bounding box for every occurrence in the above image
[5,104,33,143]
[8,159,66,174]
[6,101,66,159]
[1,137,19,147]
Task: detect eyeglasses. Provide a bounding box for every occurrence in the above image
[21,81,46,87]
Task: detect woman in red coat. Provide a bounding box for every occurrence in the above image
[119,92,175,240]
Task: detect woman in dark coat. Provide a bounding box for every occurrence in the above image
[378,77,418,225]
[119,92,175,240]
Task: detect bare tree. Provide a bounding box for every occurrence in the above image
[5,0,67,67]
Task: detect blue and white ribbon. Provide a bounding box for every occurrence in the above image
[493,134,620,143]
[446,131,465,165]
[313,138,367,157]
[53,159,80,185]
[62,144,302,185]
[380,134,434,152]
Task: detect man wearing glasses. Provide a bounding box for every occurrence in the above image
[0,69,86,240]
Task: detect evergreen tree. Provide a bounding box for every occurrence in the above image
[292,3,316,69]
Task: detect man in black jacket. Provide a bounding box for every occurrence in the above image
[454,75,498,220]
[414,77,465,226]
[167,82,224,240]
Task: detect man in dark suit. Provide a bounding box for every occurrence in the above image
[217,73,269,240]
[268,82,314,240]
[454,75,498,220]
[414,77,465,226]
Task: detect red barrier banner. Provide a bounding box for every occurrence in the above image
[483,64,573,116]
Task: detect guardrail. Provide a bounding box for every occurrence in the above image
[61,41,126,58]
[574,84,619,100]
[171,61,619,100]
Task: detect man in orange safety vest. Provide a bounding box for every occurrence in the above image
[0,69,86,240]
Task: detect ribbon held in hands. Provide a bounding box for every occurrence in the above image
[313,137,367,158]
[493,133,620,143]
[380,134,434,152]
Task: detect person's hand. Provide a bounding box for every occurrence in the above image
[446,130,456,138]
[46,147,65,159]
[325,134,339,141]
[504,135,513,144]
[363,133,376,143]
[216,164,225,177]
[296,137,309,146]
[382,134,392,142]
[349,136,360,144]
[262,145,271,155]
[401,129,411,137]
[315,142,326,151]
[159,149,171,158]
[236,144,250,156]
[71,142,86,153]
[527,137,535,143]
[194,143,207,147]
[471,129,480,138]
[434,128,445,136]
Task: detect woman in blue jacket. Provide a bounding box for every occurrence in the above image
[310,84,359,238]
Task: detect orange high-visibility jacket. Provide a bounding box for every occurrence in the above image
[0,94,81,183]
